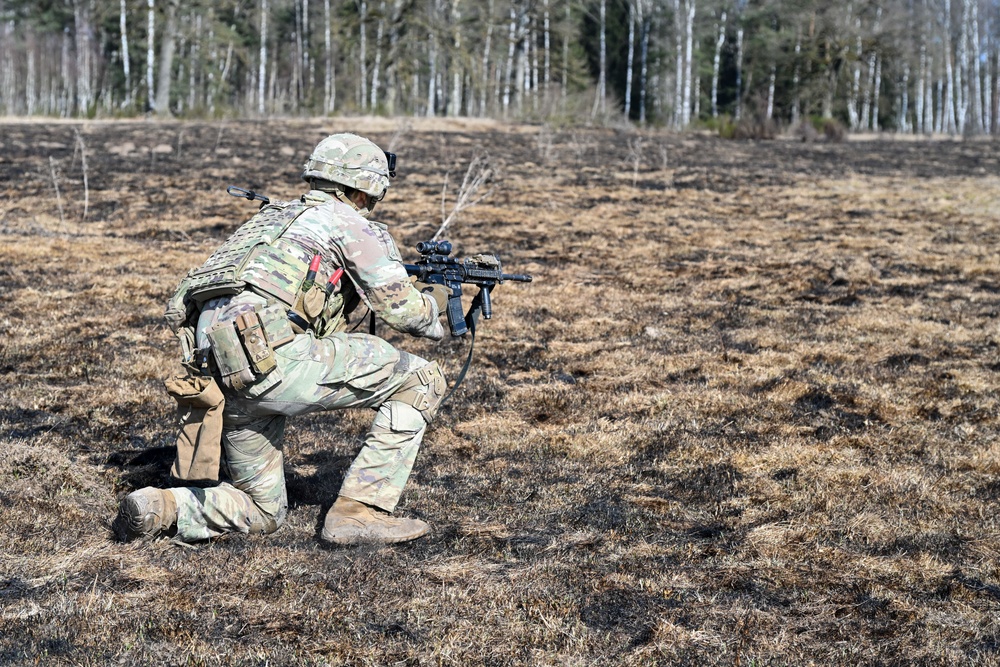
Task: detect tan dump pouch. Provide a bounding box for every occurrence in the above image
[165,372,225,482]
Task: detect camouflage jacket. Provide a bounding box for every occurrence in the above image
[166,190,437,338]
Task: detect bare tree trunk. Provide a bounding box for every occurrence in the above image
[561,2,568,107]
[147,0,155,111]
[791,26,801,124]
[503,5,516,116]
[625,0,634,118]
[155,0,178,115]
[385,0,402,114]
[639,0,649,124]
[371,0,386,111]
[735,26,743,121]
[943,0,956,133]
[926,52,936,133]
[871,55,881,130]
[427,33,437,116]
[901,61,910,132]
[542,0,550,102]
[674,0,683,127]
[712,10,725,119]
[955,0,969,131]
[359,0,368,110]
[324,0,333,114]
[969,0,983,133]
[26,33,36,114]
[259,0,268,115]
[448,0,462,116]
[480,0,494,116]
[916,41,926,133]
[591,0,608,116]
[74,0,93,115]
[120,0,131,107]
[682,0,695,127]
[530,15,538,112]
[591,0,606,118]
[302,0,311,99]
[848,8,861,129]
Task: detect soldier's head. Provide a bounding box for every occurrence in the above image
[302,133,393,218]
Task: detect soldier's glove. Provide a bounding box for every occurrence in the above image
[412,279,452,314]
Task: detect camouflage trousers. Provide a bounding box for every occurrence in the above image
[168,330,432,542]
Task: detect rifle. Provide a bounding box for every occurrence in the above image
[404,240,532,395]
[404,240,532,337]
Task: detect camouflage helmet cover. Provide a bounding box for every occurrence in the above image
[302,133,391,200]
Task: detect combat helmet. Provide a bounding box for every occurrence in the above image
[302,133,392,204]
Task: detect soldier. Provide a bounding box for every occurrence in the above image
[113,133,448,545]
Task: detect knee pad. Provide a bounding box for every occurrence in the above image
[390,361,447,423]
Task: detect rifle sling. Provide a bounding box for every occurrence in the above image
[441,292,482,407]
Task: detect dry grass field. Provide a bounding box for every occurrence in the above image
[2,118,1000,666]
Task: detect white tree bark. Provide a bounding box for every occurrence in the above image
[766,64,775,120]
[359,0,367,110]
[591,0,606,118]
[943,0,956,133]
[147,0,155,110]
[561,2,569,106]
[969,0,983,132]
[901,61,910,133]
[849,11,861,130]
[503,5,516,116]
[26,34,36,114]
[681,0,695,127]
[871,55,881,130]
[673,0,683,127]
[638,0,649,123]
[258,0,268,115]
[324,0,333,114]
[916,41,926,133]
[449,0,462,116]
[480,0,494,115]
[625,0,635,118]
[735,26,743,120]
[427,34,437,116]
[371,0,386,111]
[120,0,131,107]
[542,0,550,100]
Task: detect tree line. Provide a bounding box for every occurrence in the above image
[1,0,999,134]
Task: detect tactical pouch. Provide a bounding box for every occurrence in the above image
[205,320,256,391]
[316,292,346,337]
[165,372,225,482]
[235,311,277,375]
[258,303,295,348]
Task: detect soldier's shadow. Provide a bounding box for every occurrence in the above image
[286,447,356,534]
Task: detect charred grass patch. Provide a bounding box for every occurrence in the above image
[2,120,1000,665]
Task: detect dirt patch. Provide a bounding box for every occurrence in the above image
[2,120,1000,665]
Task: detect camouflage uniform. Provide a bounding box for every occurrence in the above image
[165,189,444,542]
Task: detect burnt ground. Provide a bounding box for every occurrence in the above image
[1,119,1000,665]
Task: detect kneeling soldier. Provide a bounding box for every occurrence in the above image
[114,133,448,545]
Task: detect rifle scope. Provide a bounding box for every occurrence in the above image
[416,240,452,255]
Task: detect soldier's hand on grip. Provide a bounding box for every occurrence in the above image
[413,280,452,313]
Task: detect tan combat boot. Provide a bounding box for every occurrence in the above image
[113,487,177,541]
[321,496,429,545]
